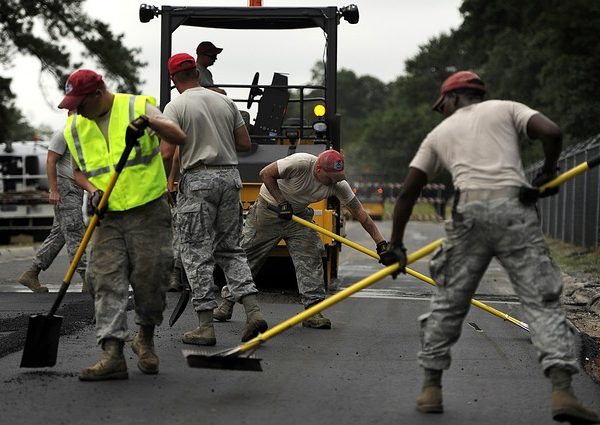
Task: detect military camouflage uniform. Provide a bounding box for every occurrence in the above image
[418,193,578,374]
[177,167,258,311]
[222,196,326,308]
[33,178,87,279]
[88,197,172,343]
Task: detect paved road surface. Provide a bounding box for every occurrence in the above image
[0,221,598,425]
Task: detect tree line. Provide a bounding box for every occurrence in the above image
[337,0,600,184]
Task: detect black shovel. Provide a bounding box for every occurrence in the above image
[20,116,149,368]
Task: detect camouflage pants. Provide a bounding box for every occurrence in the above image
[418,196,578,374]
[88,197,172,344]
[171,208,182,269]
[33,179,87,278]
[222,197,325,308]
[176,168,257,312]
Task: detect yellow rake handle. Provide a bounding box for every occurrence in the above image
[238,238,442,352]
[289,215,529,332]
[538,154,600,193]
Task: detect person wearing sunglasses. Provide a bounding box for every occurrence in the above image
[195,41,226,95]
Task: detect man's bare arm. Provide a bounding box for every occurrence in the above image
[390,167,428,244]
[234,125,251,152]
[345,196,385,244]
[47,151,62,205]
[73,168,98,193]
[259,162,285,204]
[148,115,186,146]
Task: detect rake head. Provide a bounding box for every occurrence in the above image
[183,348,263,372]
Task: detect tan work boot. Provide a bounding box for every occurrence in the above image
[18,270,48,293]
[213,299,235,322]
[79,338,128,381]
[416,386,444,413]
[182,310,216,346]
[549,365,600,424]
[416,368,443,413]
[552,389,600,424]
[301,303,331,329]
[240,294,268,342]
[131,325,159,374]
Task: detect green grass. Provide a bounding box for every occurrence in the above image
[547,238,600,280]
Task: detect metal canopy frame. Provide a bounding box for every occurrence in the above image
[154,5,340,146]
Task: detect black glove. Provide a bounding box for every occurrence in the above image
[376,240,389,256]
[125,115,150,144]
[277,201,293,220]
[379,242,407,278]
[532,166,560,198]
[87,189,107,218]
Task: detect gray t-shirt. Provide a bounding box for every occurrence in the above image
[409,100,538,190]
[259,153,355,212]
[197,65,214,87]
[163,87,245,170]
[48,130,74,180]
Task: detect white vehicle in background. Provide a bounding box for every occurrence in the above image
[0,141,53,245]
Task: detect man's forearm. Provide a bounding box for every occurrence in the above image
[73,169,97,193]
[149,115,186,146]
[264,179,285,204]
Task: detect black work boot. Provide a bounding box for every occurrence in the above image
[549,366,600,424]
[416,368,443,413]
[182,310,216,346]
[132,325,159,374]
[240,294,268,342]
[79,338,128,381]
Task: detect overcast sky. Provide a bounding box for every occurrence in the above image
[9,0,463,131]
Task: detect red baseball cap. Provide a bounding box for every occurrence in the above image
[317,150,346,181]
[432,70,486,112]
[58,69,104,110]
[168,53,197,77]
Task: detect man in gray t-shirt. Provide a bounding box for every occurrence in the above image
[162,52,267,347]
[195,41,226,95]
[17,129,89,293]
[215,150,388,329]
[381,70,598,423]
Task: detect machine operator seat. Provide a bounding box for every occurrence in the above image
[250,73,289,141]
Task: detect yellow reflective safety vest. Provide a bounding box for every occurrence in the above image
[64,93,166,211]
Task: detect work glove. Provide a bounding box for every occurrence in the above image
[532,166,560,198]
[87,189,107,218]
[376,240,389,256]
[277,201,293,220]
[378,242,407,279]
[125,115,150,144]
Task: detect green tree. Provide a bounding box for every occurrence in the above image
[0,0,146,142]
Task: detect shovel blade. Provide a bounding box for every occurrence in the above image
[20,314,63,368]
[169,288,190,327]
[184,349,263,372]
